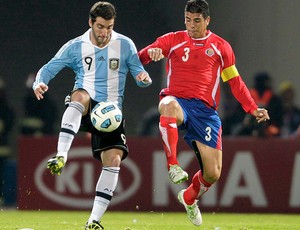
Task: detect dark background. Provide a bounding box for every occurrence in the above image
[1,0,300,150]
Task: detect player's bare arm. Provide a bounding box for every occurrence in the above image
[33,82,48,100]
[253,108,270,123]
[147,48,164,62]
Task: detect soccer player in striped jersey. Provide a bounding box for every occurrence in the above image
[33,2,152,229]
[139,0,269,226]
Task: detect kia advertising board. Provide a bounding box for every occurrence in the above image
[18,136,300,213]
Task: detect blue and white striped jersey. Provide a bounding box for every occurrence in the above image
[33,29,150,109]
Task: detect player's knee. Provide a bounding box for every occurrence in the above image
[111,154,122,167]
[70,91,90,114]
[204,166,221,184]
[71,90,90,104]
[159,97,181,116]
[102,150,123,167]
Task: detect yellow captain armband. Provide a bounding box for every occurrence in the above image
[221,65,239,82]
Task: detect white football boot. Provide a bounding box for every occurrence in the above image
[168,164,188,184]
[178,189,202,226]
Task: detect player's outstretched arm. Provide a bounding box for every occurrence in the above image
[33,82,49,100]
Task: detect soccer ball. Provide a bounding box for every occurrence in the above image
[90,101,122,132]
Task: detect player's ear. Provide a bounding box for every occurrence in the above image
[88,19,93,28]
[206,16,211,26]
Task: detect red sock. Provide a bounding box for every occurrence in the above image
[184,170,212,205]
[159,116,178,169]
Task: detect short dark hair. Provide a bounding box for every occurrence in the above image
[185,0,210,19]
[89,1,116,22]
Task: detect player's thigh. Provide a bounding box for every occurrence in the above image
[195,140,222,181]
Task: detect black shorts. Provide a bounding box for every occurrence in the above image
[79,98,129,161]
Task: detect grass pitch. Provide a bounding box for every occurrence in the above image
[0,210,299,230]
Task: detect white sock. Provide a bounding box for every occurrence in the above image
[56,101,84,163]
[88,167,120,224]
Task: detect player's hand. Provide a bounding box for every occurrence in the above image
[253,108,270,123]
[33,82,49,100]
[136,72,152,84]
[148,48,164,62]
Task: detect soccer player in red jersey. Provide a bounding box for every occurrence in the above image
[139,0,270,226]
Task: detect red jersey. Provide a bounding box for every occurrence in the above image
[139,30,257,114]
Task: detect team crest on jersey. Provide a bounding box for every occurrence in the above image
[205,48,214,57]
[109,58,119,70]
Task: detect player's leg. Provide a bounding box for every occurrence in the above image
[47,89,90,175]
[86,120,128,229]
[184,141,222,202]
[158,96,188,184]
[86,148,123,229]
[179,142,222,226]
[177,99,222,225]
[87,148,123,224]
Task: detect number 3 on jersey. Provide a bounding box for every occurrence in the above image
[182,47,190,62]
[205,126,212,141]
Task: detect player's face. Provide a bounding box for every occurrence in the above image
[89,17,114,48]
[184,12,210,39]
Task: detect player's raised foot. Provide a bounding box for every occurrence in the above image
[178,189,202,226]
[168,164,188,184]
[85,220,104,230]
[47,156,65,175]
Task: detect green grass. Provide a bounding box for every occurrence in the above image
[0,210,299,230]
